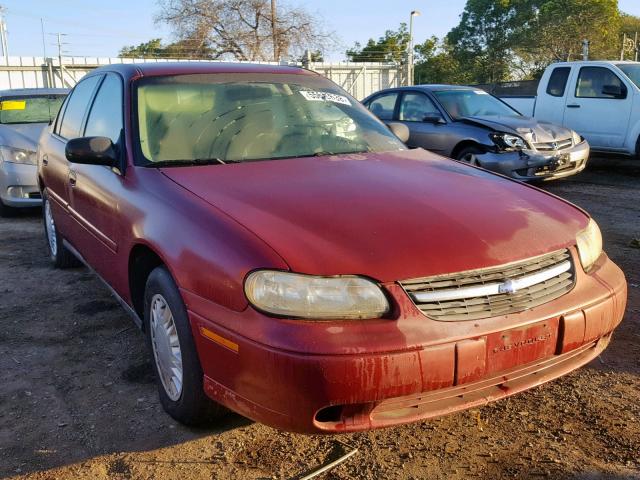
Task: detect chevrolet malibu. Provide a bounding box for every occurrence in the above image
[37,63,626,433]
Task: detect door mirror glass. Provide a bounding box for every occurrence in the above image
[386,122,410,143]
[65,136,118,166]
[601,84,625,98]
[423,114,445,124]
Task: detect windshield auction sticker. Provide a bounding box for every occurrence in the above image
[0,100,26,110]
[300,90,351,106]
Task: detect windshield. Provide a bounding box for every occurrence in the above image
[135,74,405,165]
[433,89,520,120]
[616,63,640,89]
[0,95,66,124]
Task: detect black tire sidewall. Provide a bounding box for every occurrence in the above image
[144,266,214,425]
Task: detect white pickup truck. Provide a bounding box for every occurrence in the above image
[500,61,640,157]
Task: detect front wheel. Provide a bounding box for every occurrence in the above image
[456,146,483,166]
[42,189,81,268]
[144,266,227,426]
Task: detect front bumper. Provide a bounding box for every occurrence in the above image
[186,250,626,433]
[477,140,590,181]
[0,161,41,207]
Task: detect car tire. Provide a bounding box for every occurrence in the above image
[144,266,227,426]
[0,199,16,217]
[456,146,483,166]
[42,189,81,268]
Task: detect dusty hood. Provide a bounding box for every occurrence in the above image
[0,123,47,151]
[160,148,587,282]
[461,115,575,144]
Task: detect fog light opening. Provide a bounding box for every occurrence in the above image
[315,405,343,423]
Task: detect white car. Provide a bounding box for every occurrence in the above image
[500,61,640,157]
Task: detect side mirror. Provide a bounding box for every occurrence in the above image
[423,114,446,124]
[602,84,625,98]
[386,122,410,143]
[65,136,118,166]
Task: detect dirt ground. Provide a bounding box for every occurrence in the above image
[0,156,639,480]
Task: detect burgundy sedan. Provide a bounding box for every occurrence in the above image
[36,63,626,433]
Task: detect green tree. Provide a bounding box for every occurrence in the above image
[346,24,410,63]
[413,37,472,84]
[119,37,214,59]
[522,0,620,63]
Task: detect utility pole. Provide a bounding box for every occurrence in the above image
[40,18,46,58]
[408,10,420,86]
[49,33,69,87]
[582,39,590,61]
[271,0,278,62]
[635,32,638,62]
[0,6,9,61]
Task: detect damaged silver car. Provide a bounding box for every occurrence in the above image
[363,85,589,181]
[0,88,68,216]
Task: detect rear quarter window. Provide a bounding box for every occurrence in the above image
[546,67,571,97]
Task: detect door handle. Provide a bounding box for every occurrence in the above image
[69,170,77,187]
[567,104,581,108]
[42,154,48,166]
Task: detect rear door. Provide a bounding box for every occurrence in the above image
[563,66,632,148]
[67,73,126,286]
[396,91,450,154]
[39,75,102,233]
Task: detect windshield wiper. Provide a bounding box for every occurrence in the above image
[144,158,231,168]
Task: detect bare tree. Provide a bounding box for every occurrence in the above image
[157,0,333,61]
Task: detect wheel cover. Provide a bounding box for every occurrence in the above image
[461,152,479,166]
[150,294,183,401]
[44,199,57,256]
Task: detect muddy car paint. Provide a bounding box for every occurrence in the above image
[363,85,590,181]
[37,63,626,433]
[0,89,68,210]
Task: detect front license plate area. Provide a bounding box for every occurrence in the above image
[486,317,559,373]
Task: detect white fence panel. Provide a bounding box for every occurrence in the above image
[0,56,402,99]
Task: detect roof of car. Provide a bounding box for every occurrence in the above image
[86,62,317,80]
[0,88,69,97]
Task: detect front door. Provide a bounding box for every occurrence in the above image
[563,66,632,149]
[397,91,449,154]
[68,73,126,287]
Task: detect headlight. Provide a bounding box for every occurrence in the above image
[244,270,390,319]
[489,133,528,151]
[0,146,37,165]
[576,218,602,271]
[571,130,583,145]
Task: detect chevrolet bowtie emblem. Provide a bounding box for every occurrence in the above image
[498,279,518,295]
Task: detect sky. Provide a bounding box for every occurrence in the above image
[2,0,640,60]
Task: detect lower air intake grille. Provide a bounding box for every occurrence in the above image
[400,250,575,321]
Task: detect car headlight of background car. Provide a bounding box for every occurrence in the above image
[489,132,528,151]
[576,218,602,271]
[0,146,37,165]
[244,270,390,319]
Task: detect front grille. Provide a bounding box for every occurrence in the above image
[28,192,41,199]
[533,138,573,152]
[400,250,575,321]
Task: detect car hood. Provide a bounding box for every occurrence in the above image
[461,115,575,144]
[160,148,587,282]
[0,123,47,151]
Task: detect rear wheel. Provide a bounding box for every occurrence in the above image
[456,146,483,166]
[144,266,227,426]
[42,189,81,268]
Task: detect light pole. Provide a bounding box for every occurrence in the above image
[408,10,421,86]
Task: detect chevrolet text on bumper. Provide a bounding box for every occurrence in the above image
[37,63,626,432]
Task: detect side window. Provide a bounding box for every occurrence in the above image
[53,95,71,135]
[576,67,627,99]
[546,67,571,97]
[399,92,441,121]
[58,75,102,139]
[84,74,124,144]
[367,93,398,120]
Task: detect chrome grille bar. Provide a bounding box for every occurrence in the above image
[411,260,571,303]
